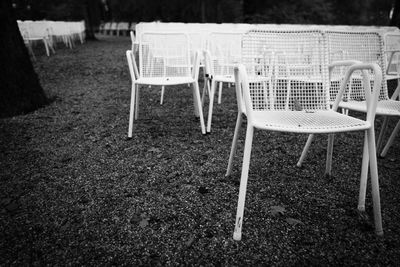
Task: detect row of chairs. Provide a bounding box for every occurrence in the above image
[17,20,85,60]
[99,22,136,36]
[125,29,399,240]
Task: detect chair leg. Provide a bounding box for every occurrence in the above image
[160,86,165,105]
[193,82,206,134]
[192,83,200,117]
[376,116,389,153]
[27,42,36,61]
[367,128,383,236]
[233,125,254,241]
[201,77,210,106]
[128,82,137,138]
[226,113,243,176]
[218,82,223,104]
[206,80,217,133]
[135,85,140,120]
[358,131,369,211]
[325,134,335,176]
[49,38,56,54]
[380,119,400,157]
[43,39,50,56]
[297,134,315,167]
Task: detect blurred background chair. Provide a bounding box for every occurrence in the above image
[126,32,206,137]
[227,29,383,241]
[203,32,253,132]
[17,20,55,57]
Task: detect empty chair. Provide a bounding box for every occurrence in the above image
[378,32,400,157]
[297,31,400,163]
[69,21,85,44]
[109,22,118,35]
[18,21,55,57]
[50,21,73,49]
[117,22,129,36]
[103,22,111,35]
[126,32,206,136]
[203,32,246,132]
[226,29,383,241]
[17,21,36,60]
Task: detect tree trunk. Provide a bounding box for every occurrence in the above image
[84,0,101,41]
[0,0,48,118]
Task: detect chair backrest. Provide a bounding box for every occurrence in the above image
[326,31,387,101]
[104,22,111,30]
[110,22,118,31]
[50,21,70,36]
[138,32,192,79]
[28,21,51,39]
[384,32,400,78]
[238,29,329,116]
[117,22,129,31]
[205,32,243,77]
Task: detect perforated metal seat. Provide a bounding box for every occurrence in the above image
[252,110,370,133]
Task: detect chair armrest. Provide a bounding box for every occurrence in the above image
[328,60,361,75]
[332,63,382,123]
[386,50,400,76]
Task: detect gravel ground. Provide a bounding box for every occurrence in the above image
[0,35,399,265]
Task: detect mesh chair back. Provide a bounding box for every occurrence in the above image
[187,32,204,65]
[326,31,387,101]
[241,30,329,112]
[28,22,51,39]
[139,33,192,79]
[385,32,400,78]
[206,32,243,77]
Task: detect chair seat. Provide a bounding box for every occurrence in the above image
[25,37,46,41]
[276,76,324,83]
[252,110,371,133]
[213,74,235,83]
[386,73,400,80]
[136,76,195,86]
[339,99,400,116]
[213,74,272,83]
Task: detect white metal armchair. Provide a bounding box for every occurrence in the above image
[126,32,206,136]
[203,32,243,133]
[226,30,383,241]
[204,32,274,133]
[298,31,400,165]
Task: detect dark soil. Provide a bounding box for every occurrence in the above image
[0,35,399,266]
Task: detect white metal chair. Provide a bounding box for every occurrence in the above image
[378,32,400,157]
[126,32,206,136]
[204,32,270,133]
[109,22,118,35]
[18,21,55,57]
[227,29,383,241]
[49,21,73,49]
[297,31,400,164]
[117,22,129,36]
[295,31,400,223]
[103,22,111,35]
